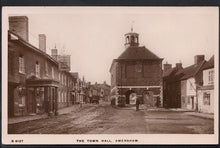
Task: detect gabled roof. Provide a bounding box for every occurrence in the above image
[202,55,214,70]
[117,46,162,60]
[176,60,206,80]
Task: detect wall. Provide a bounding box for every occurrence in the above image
[198,89,214,113]
[186,77,196,96]
[181,78,197,110]
[8,39,59,116]
[110,62,118,88]
[117,60,162,87]
[181,80,187,109]
[203,68,214,86]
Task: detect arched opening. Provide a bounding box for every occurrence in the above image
[125,90,135,104]
[131,36,135,43]
[126,36,129,43]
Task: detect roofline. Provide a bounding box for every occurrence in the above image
[109,59,116,73]
[203,66,214,70]
[125,32,139,36]
[8,30,59,65]
[193,60,206,77]
[115,58,164,61]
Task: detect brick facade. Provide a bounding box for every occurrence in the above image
[110,31,163,107]
[8,16,79,117]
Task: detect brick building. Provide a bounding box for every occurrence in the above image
[163,63,183,108]
[8,28,60,117]
[8,16,78,117]
[89,81,111,102]
[163,55,206,110]
[110,30,163,107]
[197,56,214,113]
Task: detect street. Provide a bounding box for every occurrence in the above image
[8,102,214,134]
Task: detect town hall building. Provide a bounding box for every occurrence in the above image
[110,29,163,107]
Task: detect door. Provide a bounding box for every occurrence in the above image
[27,88,36,113]
[8,85,15,117]
[191,96,194,109]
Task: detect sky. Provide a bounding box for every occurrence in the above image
[5,7,218,84]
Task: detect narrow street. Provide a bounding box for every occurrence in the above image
[8,102,214,134]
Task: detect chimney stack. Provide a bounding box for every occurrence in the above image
[9,16,29,42]
[194,55,205,65]
[51,48,58,60]
[39,34,46,52]
[163,62,172,73]
[176,63,183,71]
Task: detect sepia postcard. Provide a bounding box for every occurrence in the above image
[1,6,219,145]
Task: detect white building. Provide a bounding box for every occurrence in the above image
[197,56,214,113]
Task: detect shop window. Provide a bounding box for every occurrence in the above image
[19,55,25,73]
[203,92,210,105]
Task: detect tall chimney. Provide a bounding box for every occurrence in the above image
[163,62,172,73]
[176,63,183,71]
[9,16,29,42]
[194,55,205,65]
[39,34,46,52]
[51,48,58,60]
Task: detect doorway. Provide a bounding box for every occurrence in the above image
[125,90,135,104]
[191,96,194,109]
[27,88,36,114]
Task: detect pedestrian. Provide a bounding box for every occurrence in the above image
[136,97,140,111]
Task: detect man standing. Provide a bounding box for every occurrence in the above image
[136,97,140,111]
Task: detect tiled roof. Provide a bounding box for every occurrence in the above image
[202,55,214,70]
[176,61,205,80]
[117,46,161,60]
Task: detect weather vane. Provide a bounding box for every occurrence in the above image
[131,20,135,32]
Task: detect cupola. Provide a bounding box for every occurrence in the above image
[124,27,139,48]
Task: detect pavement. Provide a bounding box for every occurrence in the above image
[8,104,83,124]
[184,112,214,120]
[8,103,214,125]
